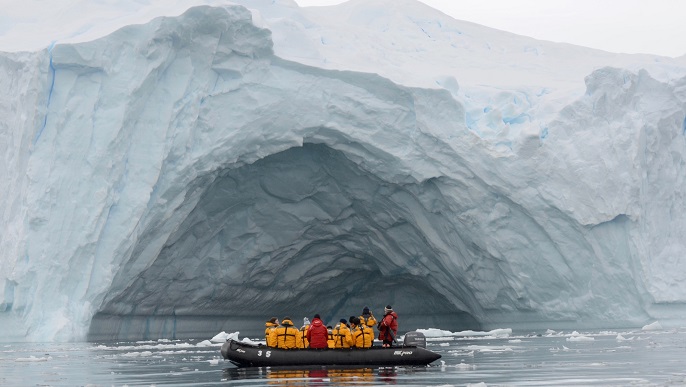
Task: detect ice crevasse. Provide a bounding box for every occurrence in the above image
[1,1,686,342]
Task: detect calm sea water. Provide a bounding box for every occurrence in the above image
[2,328,686,386]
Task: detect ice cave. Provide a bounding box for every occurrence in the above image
[1,1,686,342]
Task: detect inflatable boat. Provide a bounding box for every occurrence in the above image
[221,331,441,367]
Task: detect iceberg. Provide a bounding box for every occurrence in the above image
[1,0,686,342]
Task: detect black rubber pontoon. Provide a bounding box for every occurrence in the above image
[220,332,441,367]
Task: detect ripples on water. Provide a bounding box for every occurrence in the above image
[2,328,686,386]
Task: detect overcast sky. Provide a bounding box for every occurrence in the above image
[293,0,686,57]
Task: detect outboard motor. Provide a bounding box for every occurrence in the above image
[403,331,427,348]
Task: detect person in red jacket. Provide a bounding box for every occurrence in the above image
[378,305,398,347]
[306,314,329,349]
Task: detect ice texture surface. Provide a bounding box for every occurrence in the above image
[1,0,686,341]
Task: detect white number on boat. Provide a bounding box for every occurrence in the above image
[257,350,262,357]
[266,351,271,358]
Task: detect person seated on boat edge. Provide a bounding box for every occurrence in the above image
[350,316,374,348]
[265,317,279,346]
[327,325,335,348]
[359,306,377,330]
[378,305,399,348]
[333,318,354,348]
[268,316,299,349]
[306,314,328,349]
[296,317,311,349]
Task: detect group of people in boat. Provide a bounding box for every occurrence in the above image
[264,305,399,349]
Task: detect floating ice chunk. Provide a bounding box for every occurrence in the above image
[642,321,663,331]
[418,328,512,338]
[466,345,513,353]
[210,331,239,343]
[486,328,512,338]
[566,331,594,342]
[122,351,153,357]
[15,355,51,362]
[241,337,260,345]
[417,328,454,337]
[456,360,476,370]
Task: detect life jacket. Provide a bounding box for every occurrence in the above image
[378,312,398,342]
[270,319,298,349]
[359,314,377,328]
[296,324,310,348]
[327,329,335,348]
[333,323,353,348]
[352,324,374,348]
[265,321,279,346]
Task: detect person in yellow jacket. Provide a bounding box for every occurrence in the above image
[359,306,377,330]
[268,317,299,349]
[332,319,354,348]
[296,317,310,348]
[265,317,279,346]
[350,317,374,348]
[327,325,335,348]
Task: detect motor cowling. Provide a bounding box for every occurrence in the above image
[403,331,427,348]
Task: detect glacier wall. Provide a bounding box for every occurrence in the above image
[1,3,686,341]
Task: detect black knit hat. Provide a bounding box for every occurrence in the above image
[339,318,347,324]
[267,317,278,324]
[314,314,321,319]
[362,306,370,315]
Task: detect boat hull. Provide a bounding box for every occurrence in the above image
[221,339,441,367]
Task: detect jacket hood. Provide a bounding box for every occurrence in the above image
[311,318,323,327]
[281,318,294,326]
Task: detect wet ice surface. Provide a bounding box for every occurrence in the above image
[2,328,686,386]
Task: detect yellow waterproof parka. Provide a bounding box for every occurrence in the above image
[359,314,377,328]
[269,318,299,349]
[352,324,374,348]
[327,328,335,348]
[332,323,354,348]
[265,318,279,346]
[296,324,310,348]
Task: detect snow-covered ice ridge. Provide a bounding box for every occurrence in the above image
[1,0,686,342]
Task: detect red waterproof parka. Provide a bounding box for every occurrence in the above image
[378,311,398,342]
[306,318,328,348]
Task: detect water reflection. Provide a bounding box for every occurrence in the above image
[6,328,686,385]
[222,365,423,385]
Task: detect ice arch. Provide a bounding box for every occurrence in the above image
[89,144,481,340]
